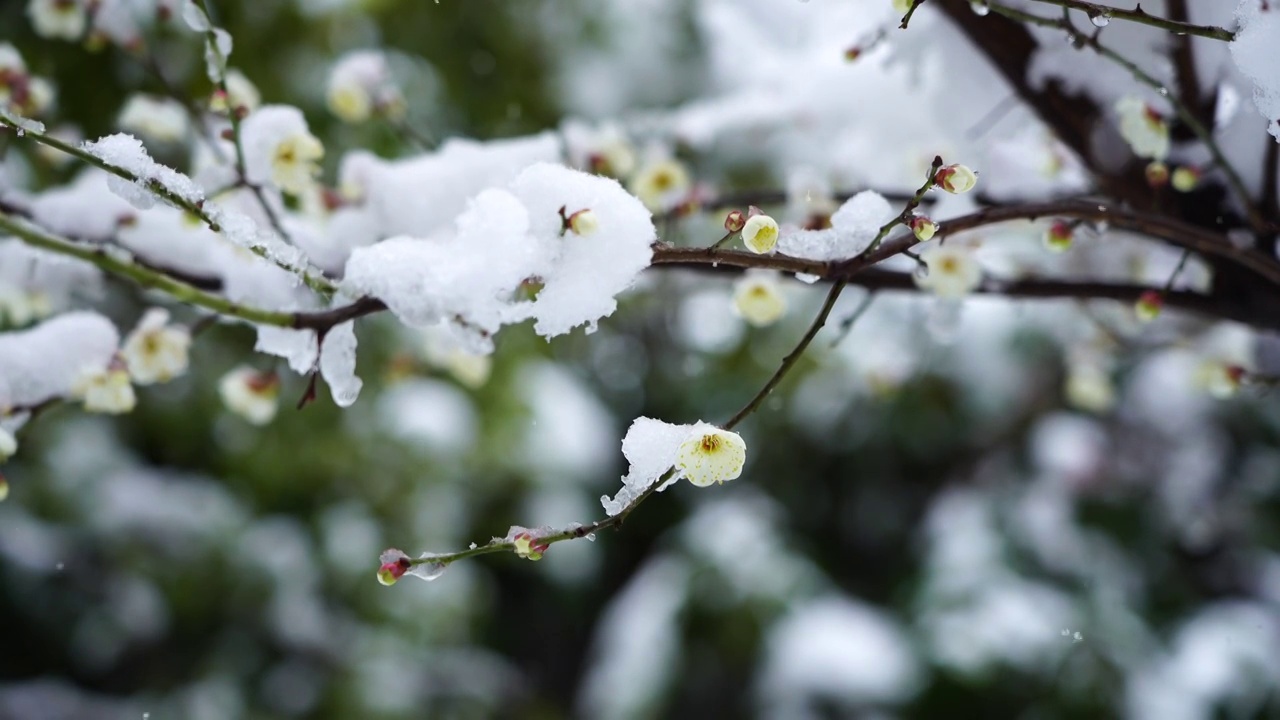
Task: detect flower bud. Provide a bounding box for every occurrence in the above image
[1145,161,1169,188]
[376,549,412,586]
[567,208,599,236]
[724,209,746,233]
[1044,220,1074,252]
[741,214,780,254]
[1135,290,1163,322]
[910,216,937,242]
[1171,166,1201,192]
[1197,360,1247,399]
[513,532,550,561]
[934,164,978,194]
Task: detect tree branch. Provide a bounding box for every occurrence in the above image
[1024,0,1235,41]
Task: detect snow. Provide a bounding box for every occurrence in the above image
[319,320,362,407]
[600,417,692,516]
[776,191,893,261]
[345,162,654,347]
[81,133,204,210]
[0,312,119,408]
[759,596,923,713]
[1231,2,1280,141]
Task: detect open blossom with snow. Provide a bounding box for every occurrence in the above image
[742,214,780,254]
[73,360,137,414]
[118,95,189,143]
[914,244,982,298]
[121,309,191,385]
[218,366,280,425]
[629,157,691,212]
[27,0,86,41]
[676,424,747,487]
[1115,96,1169,161]
[240,105,325,195]
[733,271,787,327]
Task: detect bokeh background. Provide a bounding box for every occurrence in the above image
[3,1,1280,718]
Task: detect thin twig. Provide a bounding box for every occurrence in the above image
[1024,0,1235,41]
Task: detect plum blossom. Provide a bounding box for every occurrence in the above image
[27,0,86,41]
[326,50,405,124]
[377,549,412,586]
[218,366,280,425]
[675,424,746,487]
[742,214,780,254]
[73,359,137,414]
[733,271,787,327]
[1115,96,1169,160]
[914,245,982,298]
[1044,221,1073,252]
[118,94,189,144]
[241,105,325,195]
[121,308,191,385]
[629,157,691,212]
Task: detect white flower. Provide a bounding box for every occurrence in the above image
[1065,362,1115,413]
[629,157,691,212]
[271,131,324,195]
[1195,360,1245,399]
[219,366,280,425]
[326,50,403,124]
[73,362,137,414]
[210,69,262,114]
[0,283,52,327]
[23,77,54,116]
[328,81,372,124]
[742,214,780,254]
[934,164,978,194]
[118,94,189,143]
[241,105,326,195]
[1115,96,1169,160]
[914,244,982,298]
[121,308,191,385]
[27,0,86,41]
[0,427,16,462]
[0,44,26,76]
[733,271,787,326]
[675,423,747,487]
